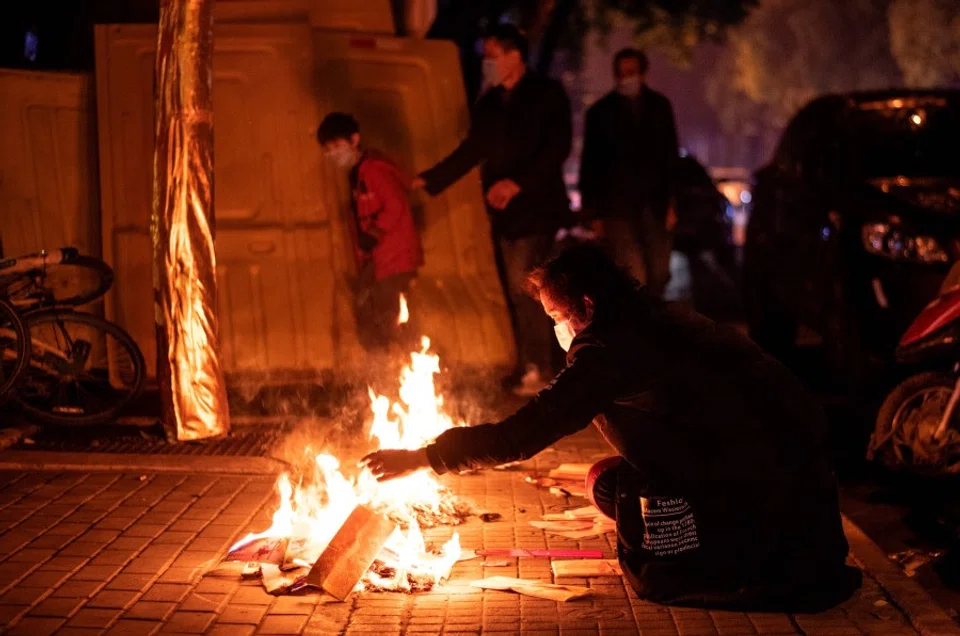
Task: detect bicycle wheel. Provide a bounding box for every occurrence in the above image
[0,299,29,401]
[16,309,145,425]
[2,256,114,309]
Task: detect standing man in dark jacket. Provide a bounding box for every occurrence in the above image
[579,49,679,298]
[414,23,573,396]
[363,244,861,612]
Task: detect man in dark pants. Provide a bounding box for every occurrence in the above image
[362,244,861,611]
[579,48,679,298]
[413,23,572,396]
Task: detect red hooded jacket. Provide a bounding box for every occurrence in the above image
[349,151,423,280]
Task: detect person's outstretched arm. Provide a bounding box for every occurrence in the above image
[365,341,619,484]
[417,98,490,196]
[362,342,619,480]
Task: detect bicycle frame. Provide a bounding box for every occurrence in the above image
[0,324,74,369]
[0,248,75,278]
[0,248,77,309]
[1,310,128,391]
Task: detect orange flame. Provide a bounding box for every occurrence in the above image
[397,293,409,326]
[229,327,465,591]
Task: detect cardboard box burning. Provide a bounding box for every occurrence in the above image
[304,504,397,600]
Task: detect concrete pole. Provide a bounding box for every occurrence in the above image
[151,0,230,441]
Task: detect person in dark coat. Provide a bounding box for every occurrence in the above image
[413,23,573,396]
[318,113,423,352]
[579,48,679,298]
[362,243,862,611]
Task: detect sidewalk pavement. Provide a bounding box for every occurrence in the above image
[0,427,957,636]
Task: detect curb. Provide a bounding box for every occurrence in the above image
[843,516,960,635]
[0,450,285,475]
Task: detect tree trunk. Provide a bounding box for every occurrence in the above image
[151,0,229,441]
[534,0,575,75]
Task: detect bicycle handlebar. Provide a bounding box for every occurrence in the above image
[0,247,79,276]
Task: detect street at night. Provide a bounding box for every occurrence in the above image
[1,0,960,634]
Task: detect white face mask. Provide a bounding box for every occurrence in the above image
[482,58,502,88]
[617,75,641,98]
[326,146,357,169]
[554,320,576,352]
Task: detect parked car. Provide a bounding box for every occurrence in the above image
[744,90,960,389]
[667,155,742,320]
[673,155,735,266]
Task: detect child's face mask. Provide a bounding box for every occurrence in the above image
[324,143,358,169]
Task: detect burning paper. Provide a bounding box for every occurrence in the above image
[226,537,288,565]
[261,564,304,594]
[362,527,462,593]
[304,504,397,600]
[223,333,469,594]
[471,576,593,602]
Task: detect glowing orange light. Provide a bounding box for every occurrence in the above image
[229,322,465,592]
[397,293,409,326]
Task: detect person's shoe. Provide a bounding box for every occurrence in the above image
[512,364,548,397]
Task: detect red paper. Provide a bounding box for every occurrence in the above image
[477,549,604,559]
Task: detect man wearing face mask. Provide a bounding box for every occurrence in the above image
[361,243,861,612]
[579,48,679,298]
[317,112,423,351]
[412,23,573,397]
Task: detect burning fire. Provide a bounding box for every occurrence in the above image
[397,293,410,326]
[228,330,469,593]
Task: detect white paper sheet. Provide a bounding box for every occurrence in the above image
[470,576,593,601]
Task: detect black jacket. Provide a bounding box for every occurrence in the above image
[426,293,859,610]
[579,86,679,220]
[419,72,573,239]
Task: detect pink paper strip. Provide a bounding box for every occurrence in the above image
[477,549,604,559]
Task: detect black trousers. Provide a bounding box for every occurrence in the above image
[495,234,555,374]
[585,456,861,612]
[354,265,416,352]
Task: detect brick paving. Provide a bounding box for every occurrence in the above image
[0,428,952,635]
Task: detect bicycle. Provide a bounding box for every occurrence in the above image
[0,299,29,401]
[0,248,146,425]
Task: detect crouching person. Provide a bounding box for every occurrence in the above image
[318,112,423,352]
[361,243,861,611]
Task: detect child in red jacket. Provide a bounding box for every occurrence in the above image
[318,113,423,351]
